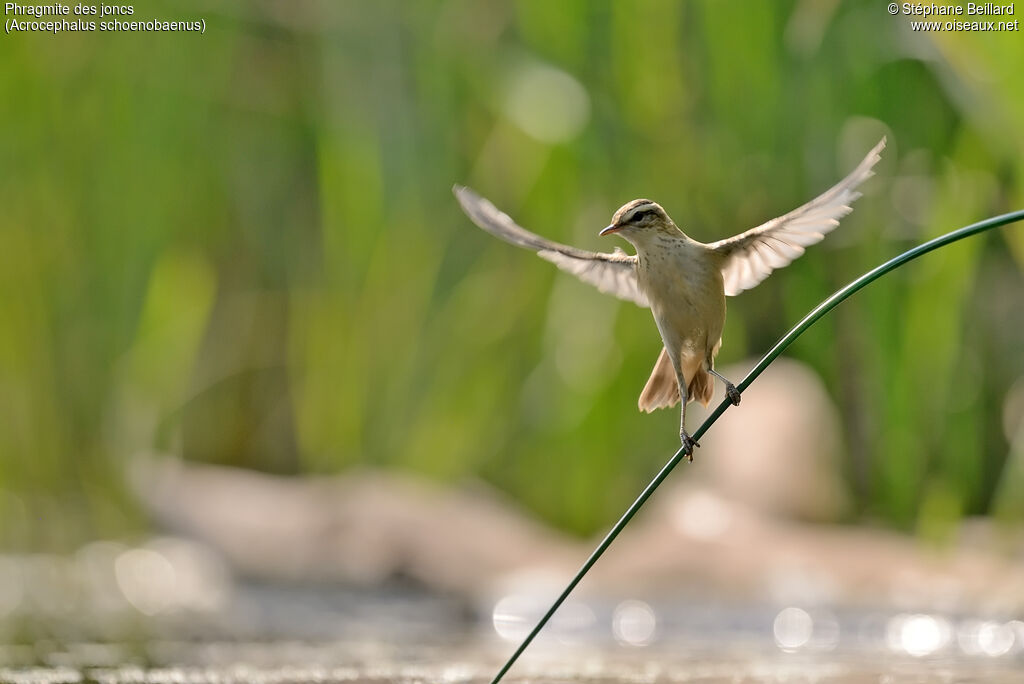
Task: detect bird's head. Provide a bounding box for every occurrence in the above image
[599,199,679,245]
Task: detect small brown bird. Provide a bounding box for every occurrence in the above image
[455,139,884,458]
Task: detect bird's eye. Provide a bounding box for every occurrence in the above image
[632,210,649,223]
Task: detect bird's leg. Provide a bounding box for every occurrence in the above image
[709,367,741,406]
[675,374,699,461]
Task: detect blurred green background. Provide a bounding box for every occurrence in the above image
[2,0,1022,549]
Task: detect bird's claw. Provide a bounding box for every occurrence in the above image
[679,431,700,461]
[725,382,741,406]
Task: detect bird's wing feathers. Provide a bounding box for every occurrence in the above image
[454,185,649,307]
[709,138,885,296]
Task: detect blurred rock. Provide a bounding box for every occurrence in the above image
[688,358,849,522]
[136,459,578,594]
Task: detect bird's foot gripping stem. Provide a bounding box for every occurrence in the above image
[679,430,700,462]
[709,368,742,406]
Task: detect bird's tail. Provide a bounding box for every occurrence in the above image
[638,347,714,412]
[687,366,713,408]
[638,348,679,412]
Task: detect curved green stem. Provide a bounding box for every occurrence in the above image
[489,209,1024,684]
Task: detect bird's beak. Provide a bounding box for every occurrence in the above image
[599,224,621,236]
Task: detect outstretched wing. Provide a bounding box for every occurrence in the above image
[454,185,648,307]
[710,138,886,296]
